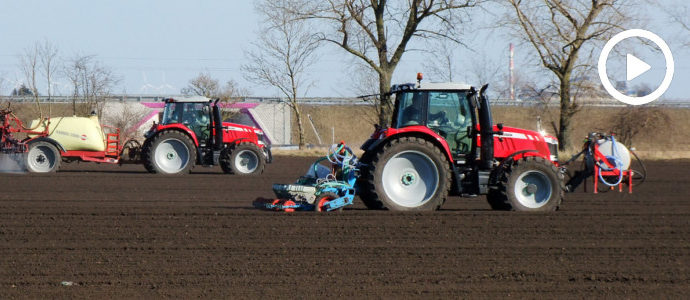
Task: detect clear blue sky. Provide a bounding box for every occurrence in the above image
[1,0,689,100]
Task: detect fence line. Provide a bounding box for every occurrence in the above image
[2,95,690,108]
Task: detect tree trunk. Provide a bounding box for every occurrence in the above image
[292,103,306,149]
[377,70,393,126]
[557,76,574,151]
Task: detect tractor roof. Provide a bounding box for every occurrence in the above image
[163,96,212,103]
[419,82,473,90]
[391,82,473,92]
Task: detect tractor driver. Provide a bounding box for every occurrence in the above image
[401,92,448,127]
[189,105,210,141]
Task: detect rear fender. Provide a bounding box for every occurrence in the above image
[365,126,455,163]
[25,137,66,153]
[150,124,199,147]
[148,127,201,164]
[489,149,552,185]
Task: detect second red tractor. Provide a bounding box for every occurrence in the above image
[141,96,271,175]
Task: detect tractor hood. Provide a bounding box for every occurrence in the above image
[221,122,264,135]
[491,125,559,162]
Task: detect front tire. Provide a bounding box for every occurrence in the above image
[487,156,564,211]
[143,131,196,174]
[26,141,60,173]
[360,137,450,211]
[224,142,265,176]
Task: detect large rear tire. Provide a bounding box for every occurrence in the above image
[26,141,60,173]
[487,156,564,211]
[357,149,383,209]
[225,142,265,176]
[143,131,196,174]
[360,137,450,211]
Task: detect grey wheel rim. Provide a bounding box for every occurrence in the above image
[28,145,56,173]
[381,150,439,207]
[234,149,259,174]
[514,170,553,208]
[154,138,190,174]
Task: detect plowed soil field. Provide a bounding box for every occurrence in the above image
[1,157,689,298]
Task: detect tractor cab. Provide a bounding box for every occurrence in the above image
[390,82,475,160]
[160,96,212,147]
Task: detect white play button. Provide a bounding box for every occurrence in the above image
[599,29,674,105]
[626,54,651,81]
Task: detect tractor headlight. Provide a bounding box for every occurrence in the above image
[257,131,269,145]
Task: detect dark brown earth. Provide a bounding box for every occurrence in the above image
[0,156,688,298]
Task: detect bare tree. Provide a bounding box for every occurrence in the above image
[63,55,119,117]
[242,0,320,149]
[183,73,249,103]
[349,61,381,127]
[505,0,638,150]
[282,0,479,125]
[469,54,502,87]
[218,79,251,103]
[423,38,460,82]
[610,106,669,147]
[38,41,59,116]
[103,101,151,143]
[659,0,690,47]
[19,44,41,115]
[181,72,220,98]
[0,77,6,106]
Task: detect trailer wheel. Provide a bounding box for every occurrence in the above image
[314,192,341,212]
[361,137,450,211]
[143,131,196,174]
[487,156,564,211]
[120,139,142,163]
[227,142,265,176]
[26,141,60,173]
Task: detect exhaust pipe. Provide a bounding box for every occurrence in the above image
[476,84,494,170]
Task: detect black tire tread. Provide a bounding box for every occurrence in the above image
[487,156,564,211]
[142,131,196,174]
[227,142,265,176]
[360,136,451,211]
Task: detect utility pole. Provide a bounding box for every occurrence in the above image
[508,43,515,101]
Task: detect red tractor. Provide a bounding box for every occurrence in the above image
[358,77,564,211]
[141,96,271,175]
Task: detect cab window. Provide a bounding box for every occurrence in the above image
[394,91,426,128]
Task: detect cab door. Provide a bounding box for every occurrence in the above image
[426,91,473,160]
[181,102,211,146]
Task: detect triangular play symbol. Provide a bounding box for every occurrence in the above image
[627,54,651,81]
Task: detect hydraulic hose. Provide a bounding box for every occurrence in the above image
[629,149,647,187]
[597,135,624,187]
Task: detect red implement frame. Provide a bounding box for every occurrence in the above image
[591,143,633,194]
[60,125,123,163]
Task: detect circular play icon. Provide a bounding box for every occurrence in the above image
[598,29,674,105]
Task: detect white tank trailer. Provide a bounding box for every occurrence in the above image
[29,116,107,151]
